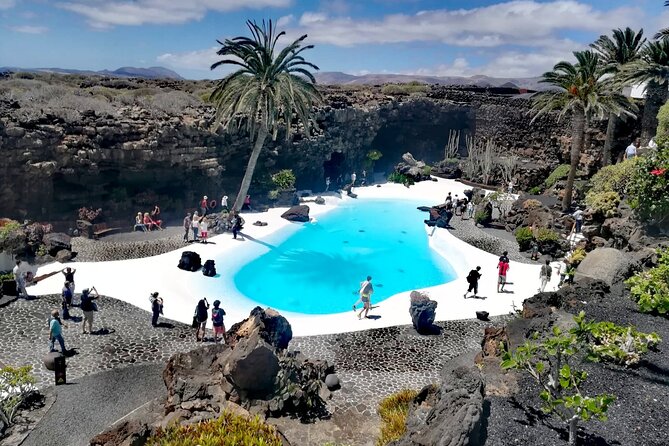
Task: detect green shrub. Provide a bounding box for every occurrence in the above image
[267,189,279,200]
[657,101,669,137]
[544,164,570,188]
[388,172,414,187]
[536,227,559,243]
[271,169,296,190]
[587,158,638,197]
[422,165,432,175]
[529,186,543,195]
[377,389,419,446]
[0,365,36,426]
[474,209,490,226]
[626,249,669,316]
[146,412,282,446]
[515,226,534,251]
[573,313,661,366]
[380,82,428,96]
[628,141,669,224]
[567,247,586,267]
[585,191,621,217]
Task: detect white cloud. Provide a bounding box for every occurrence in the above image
[290,1,641,47]
[9,25,49,34]
[277,14,294,27]
[157,46,221,71]
[57,0,292,27]
[0,0,16,10]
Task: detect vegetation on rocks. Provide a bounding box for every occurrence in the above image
[544,164,571,188]
[387,171,415,187]
[536,227,559,243]
[515,226,534,251]
[628,141,669,225]
[585,191,621,217]
[586,158,638,197]
[380,82,429,96]
[271,169,296,190]
[566,247,586,267]
[146,412,282,446]
[376,389,419,446]
[626,248,669,316]
[0,365,36,426]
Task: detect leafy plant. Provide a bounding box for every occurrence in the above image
[544,164,571,188]
[77,206,102,222]
[567,247,586,267]
[365,149,383,171]
[267,189,279,200]
[657,100,669,137]
[626,248,669,316]
[271,169,296,190]
[586,158,638,197]
[529,186,543,195]
[422,165,432,176]
[388,172,415,187]
[501,327,615,445]
[0,365,36,426]
[628,140,669,225]
[573,312,661,366]
[585,191,620,218]
[515,226,534,251]
[376,389,419,446]
[536,227,559,243]
[271,351,325,420]
[146,411,282,446]
[474,209,490,226]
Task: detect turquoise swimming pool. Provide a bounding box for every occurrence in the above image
[233,199,456,314]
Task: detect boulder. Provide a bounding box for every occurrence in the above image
[324,373,340,391]
[575,247,639,287]
[314,196,325,205]
[393,354,484,446]
[226,306,293,350]
[475,311,489,321]
[224,333,280,398]
[55,249,74,263]
[281,205,310,222]
[42,232,71,256]
[409,291,438,334]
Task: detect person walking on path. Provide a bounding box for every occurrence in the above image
[221,195,229,211]
[48,309,67,354]
[13,260,28,298]
[211,300,226,343]
[62,267,76,293]
[497,258,510,293]
[150,292,163,327]
[231,212,243,239]
[572,207,584,234]
[194,298,209,342]
[200,196,209,216]
[539,259,552,292]
[80,287,100,334]
[464,266,482,299]
[183,212,192,242]
[61,282,73,319]
[191,211,200,242]
[557,259,569,287]
[353,276,374,319]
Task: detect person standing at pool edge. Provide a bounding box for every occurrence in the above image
[354,276,374,319]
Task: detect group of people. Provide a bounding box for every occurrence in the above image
[183,211,210,243]
[49,279,101,355]
[134,205,163,232]
[463,251,512,298]
[192,297,226,342]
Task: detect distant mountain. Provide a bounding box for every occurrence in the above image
[314,71,544,90]
[0,66,184,80]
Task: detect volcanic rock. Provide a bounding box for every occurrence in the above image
[281,205,310,222]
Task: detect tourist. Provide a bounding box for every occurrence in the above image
[13,260,27,298]
[530,240,540,261]
[508,180,514,194]
[445,192,452,203]
[62,282,72,319]
[539,259,552,292]
[624,138,639,160]
[199,217,208,244]
[351,172,357,187]
[454,195,461,215]
[444,200,454,226]
[572,207,584,233]
[61,267,76,293]
[48,309,67,354]
[557,259,569,287]
[191,211,200,241]
[183,212,192,242]
[150,292,163,327]
[361,169,367,185]
[325,177,331,192]
[211,300,226,343]
[143,212,155,231]
[194,298,210,342]
[353,276,374,320]
[134,212,147,232]
[460,197,469,220]
[464,266,482,299]
[499,251,510,264]
[497,258,510,293]
[466,201,474,219]
[80,287,100,334]
[200,195,209,216]
[231,212,243,239]
[221,195,229,211]
[151,205,161,221]
[242,195,252,211]
[648,137,658,150]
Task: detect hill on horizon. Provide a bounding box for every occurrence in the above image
[0,66,184,80]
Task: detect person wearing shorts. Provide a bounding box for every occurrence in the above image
[497,259,510,293]
[354,276,374,320]
[199,218,208,244]
[211,300,226,343]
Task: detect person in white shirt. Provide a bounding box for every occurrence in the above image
[648,137,658,150]
[221,195,228,211]
[624,138,639,160]
[572,208,584,233]
[13,260,27,297]
[199,218,208,244]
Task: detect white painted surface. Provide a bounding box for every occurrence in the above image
[30,178,559,336]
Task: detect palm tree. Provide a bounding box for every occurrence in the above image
[210,20,322,211]
[622,39,669,145]
[532,51,636,210]
[590,28,645,165]
[654,1,669,40]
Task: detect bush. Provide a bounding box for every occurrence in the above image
[522,199,543,210]
[376,389,419,446]
[380,82,428,96]
[544,164,570,188]
[567,247,586,267]
[0,365,36,426]
[628,141,669,224]
[388,172,414,187]
[474,209,490,226]
[267,189,279,200]
[271,169,296,190]
[146,411,282,446]
[657,101,669,137]
[536,227,559,243]
[626,248,669,316]
[585,191,621,217]
[587,158,638,197]
[515,226,534,251]
[574,313,661,366]
[529,186,543,195]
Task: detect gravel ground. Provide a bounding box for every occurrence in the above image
[22,363,166,446]
[484,292,669,446]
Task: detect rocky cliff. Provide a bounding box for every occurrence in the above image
[0,74,639,224]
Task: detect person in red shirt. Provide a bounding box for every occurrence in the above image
[200,196,208,216]
[497,259,510,293]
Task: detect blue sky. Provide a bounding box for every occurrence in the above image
[0,0,666,79]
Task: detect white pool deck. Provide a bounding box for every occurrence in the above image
[30,178,560,336]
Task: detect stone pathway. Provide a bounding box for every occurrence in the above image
[0,294,200,387]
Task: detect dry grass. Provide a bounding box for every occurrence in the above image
[376,389,419,446]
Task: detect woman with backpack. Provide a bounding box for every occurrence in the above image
[211,300,226,343]
[193,298,209,342]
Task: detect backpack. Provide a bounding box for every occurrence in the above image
[212,307,225,325]
[542,265,552,279]
[178,251,202,272]
[202,259,216,277]
[467,270,478,283]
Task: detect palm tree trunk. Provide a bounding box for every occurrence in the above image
[233,125,269,212]
[602,113,618,167]
[641,80,669,146]
[562,108,586,211]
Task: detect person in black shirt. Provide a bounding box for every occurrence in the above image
[80,287,99,334]
[498,251,510,264]
[464,266,482,299]
[194,298,210,342]
[62,267,76,293]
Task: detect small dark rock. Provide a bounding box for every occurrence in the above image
[324,373,340,391]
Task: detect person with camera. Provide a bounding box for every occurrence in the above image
[80,287,100,334]
[193,297,210,342]
[150,292,164,327]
